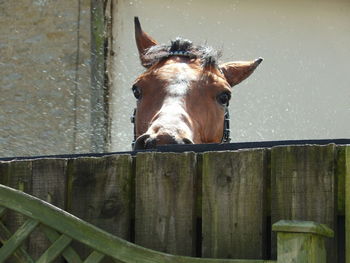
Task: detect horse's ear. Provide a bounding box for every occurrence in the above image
[134,17,158,67]
[219,58,263,87]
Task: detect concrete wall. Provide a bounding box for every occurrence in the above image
[0,0,91,157]
[108,0,350,151]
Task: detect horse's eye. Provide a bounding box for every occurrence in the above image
[217,92,231,106]
[132,85,142,100]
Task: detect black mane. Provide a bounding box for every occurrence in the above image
[143,37,222,68]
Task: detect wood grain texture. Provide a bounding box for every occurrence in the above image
[271,144,336,262]
[336,146,346,263]
[0,161,32,262]
[1,160,32,262]
[201,149,267,259]
[66,154,132,260]
[29,158,67,260]
[336,146,346,216]
[344,146,350,263]
[0,161,9,186]
[135,152,197,256]
[3,160,32,194]
[273,220,334,263]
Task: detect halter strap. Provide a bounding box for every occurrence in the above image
[131,108,137,149]
[221,107,231,143]
[130,107,231,148]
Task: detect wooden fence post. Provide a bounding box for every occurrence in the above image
[273,220,334,263]
[271,144,336,262]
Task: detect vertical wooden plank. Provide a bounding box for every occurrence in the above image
[201,149,267,259]
[135,152,197,256]
[67,154,132,260]
[0,161,9,186]
[28,158,67,260]
[271,144,336,263]
[336,145,347,263]
[344,146,350,263]
[0,160,32,262]
[337,146,346,217]
[2,160,32,231]
[2,160,32,192]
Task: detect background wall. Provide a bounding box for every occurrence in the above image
[0,0,91,157]
[1,0,349,157]
[109,0,350,151]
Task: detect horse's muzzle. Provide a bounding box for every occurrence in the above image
[133,134,193,150]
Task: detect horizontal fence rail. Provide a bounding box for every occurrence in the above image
[0,143,349,262]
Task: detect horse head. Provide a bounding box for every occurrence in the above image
[132,17,262,150]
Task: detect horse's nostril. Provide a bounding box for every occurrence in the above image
[134,134,150,150]
[183,138,194,145]
[144,138,157,149]
[134,133,193,149]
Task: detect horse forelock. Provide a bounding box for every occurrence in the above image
[143,37,222,68]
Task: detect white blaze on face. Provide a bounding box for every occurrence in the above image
[167,66,194,96]
[146,62,196,141]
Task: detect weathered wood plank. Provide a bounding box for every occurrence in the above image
[336,146,347,263]
[202,149,267,259]
[271,144,336,262]
[0,160,32,262]
[2,160,32,230]
[0,206,6,217]
[336,146,346,216]
[135,152,197,256]
[0,161,9,186]
[344,146,350,263]
[2,160,32,192]
[67,154,133,260]
[29,158,67,260]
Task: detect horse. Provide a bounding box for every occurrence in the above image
[132,17,262,150]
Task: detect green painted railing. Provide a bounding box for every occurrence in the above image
[0,184,333,263]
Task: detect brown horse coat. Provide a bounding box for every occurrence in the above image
[132,17,262,149]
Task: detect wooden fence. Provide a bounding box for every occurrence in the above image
[0,144,349,262]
